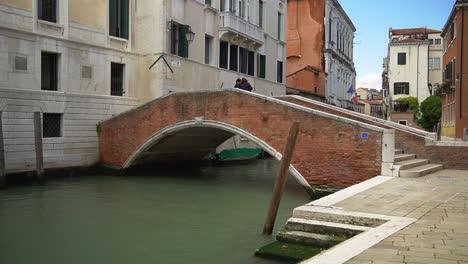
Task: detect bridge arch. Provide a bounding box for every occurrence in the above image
[122,120,311,192]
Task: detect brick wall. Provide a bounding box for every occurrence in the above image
[100,91,385,188]
[281,97,468,169]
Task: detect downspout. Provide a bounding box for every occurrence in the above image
[460,8,464,119]
[417,44,420,100]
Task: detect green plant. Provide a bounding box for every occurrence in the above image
[417,96,442,131]
[96,123,102,135]
[395,96,420,118]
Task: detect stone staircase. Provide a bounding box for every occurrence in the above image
[276,206,386,250]
[394,149,443,178]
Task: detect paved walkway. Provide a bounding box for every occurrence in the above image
[337,170,468,264]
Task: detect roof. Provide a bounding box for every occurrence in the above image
[391,27,441,36]
[442,0,468,36]
[391,38,429,45]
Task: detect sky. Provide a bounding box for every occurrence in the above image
[339,0,455,90]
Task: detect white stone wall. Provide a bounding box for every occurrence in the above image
[324,0,356,108]
[0,88,139,173]
[388,43,431,103]
[428,32,443,88]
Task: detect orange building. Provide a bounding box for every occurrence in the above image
[286,0,326,100]
[441,0,468,140]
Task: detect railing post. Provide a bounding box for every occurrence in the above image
[33,112,44,184]
[263,121,300,235]
[0,112,6,188]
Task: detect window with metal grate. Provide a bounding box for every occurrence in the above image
[43,113,62,138]
[111,62,124,96]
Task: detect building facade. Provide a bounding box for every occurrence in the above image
[0,0,287,173]
[441,0,468,140]
[285,0,326,100]
[324,0,356,109]
[285,0,356,107]
[383,27,443,127]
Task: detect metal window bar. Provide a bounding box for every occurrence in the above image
[43,113,61,138]
[39,0,56,22]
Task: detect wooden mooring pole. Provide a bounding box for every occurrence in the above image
[33,112,44,184]
[262,121,300,235]
[0,112,5,188]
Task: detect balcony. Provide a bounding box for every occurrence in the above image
[219,12,264,47]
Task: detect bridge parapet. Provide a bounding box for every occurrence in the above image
[99,89,394,191]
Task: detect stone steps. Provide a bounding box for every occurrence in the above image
[400,163,444,178]
[284,217,370,238]
[292,206,386,227]
[394,154,416,162]
[395,149,403,155]
[277,230,346,248]
[394,158,430,170]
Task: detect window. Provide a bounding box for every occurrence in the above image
[170,22,189,58]
[398,120,407,126]
[248,51,255,76]
[204,35,213,64]
[277,12,282,40]
[259,0,263,28]
[238,0,244,18]
[450,21,456,42]
[111,62,124,96]
[435,38,441,45]
[429,58,440,70]
[257,54,265,79]
[277,61,283,83]
[229,44,238,71]
[41,52,58,91]
[397,53,406,65]
[219,41,229,69]
[109,0,129,39]
[394,82,409,95]
[38,0,56,23]
[205,0,212,6]
[239,47,248,74]
[229,0,235,12]
[429,39,434,45]
[220,0,225,11]
[43,113,62,138]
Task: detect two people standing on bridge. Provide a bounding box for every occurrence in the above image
[235,78,253,92]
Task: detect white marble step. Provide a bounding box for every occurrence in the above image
[394,154,416,162]
[395,158,429,170]
[400,164,443,178]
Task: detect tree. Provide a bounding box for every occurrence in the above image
[394,96,420,119]
[418,96,442,131]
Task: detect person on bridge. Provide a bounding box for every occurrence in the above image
[234,78,242,89]
[239,78,253,92]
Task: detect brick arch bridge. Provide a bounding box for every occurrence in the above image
[99,90,394,192]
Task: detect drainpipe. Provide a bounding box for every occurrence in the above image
[460,7,464,119]
[417,44,420,100]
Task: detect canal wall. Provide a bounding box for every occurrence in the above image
[99,89,393,189]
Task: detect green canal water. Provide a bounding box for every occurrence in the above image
[0,158,311,264]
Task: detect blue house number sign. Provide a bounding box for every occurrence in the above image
[361,132,369,139]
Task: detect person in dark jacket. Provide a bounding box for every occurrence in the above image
[239,78,253,92]
[234,78,242,88]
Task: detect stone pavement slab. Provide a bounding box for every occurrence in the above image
[339,170,468,264]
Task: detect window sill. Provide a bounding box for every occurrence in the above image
[38,19,63,30]
[109,36,129,43]
[204,4,218,12]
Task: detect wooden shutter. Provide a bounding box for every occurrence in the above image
[109,0,117,37]
[178,25,189,58]
[120,0,129,39]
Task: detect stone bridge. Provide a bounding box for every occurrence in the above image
[99,90,394,192]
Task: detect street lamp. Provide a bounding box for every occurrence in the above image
[186,26,195,42]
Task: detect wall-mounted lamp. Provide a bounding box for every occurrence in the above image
[186,26,195,42]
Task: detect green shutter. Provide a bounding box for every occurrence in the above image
[109,0,117,37]
[120,0,129,39]
[178,26,189,58]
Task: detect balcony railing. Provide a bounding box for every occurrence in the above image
[219,12,264,45]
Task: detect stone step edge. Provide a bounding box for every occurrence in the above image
[286,217,371,233]
[292,209,386,228]
[277,230,346,248]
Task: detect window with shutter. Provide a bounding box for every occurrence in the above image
[109,0,129,39]
[239,47,247,74]
[38,0,57,23]
[248,51,255,76]
[277,61,283,83]
[398,53,406,65]
[41,52,58,91]
[111,62,124,96]
[257,54,265,79]
[229,45,238,71]
[219,41,229,69]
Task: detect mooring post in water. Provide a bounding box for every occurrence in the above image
[33,112,44,184]
[0,112,6,188]
[263,121,300,235]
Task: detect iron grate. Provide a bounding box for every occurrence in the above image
[43,113,62,138]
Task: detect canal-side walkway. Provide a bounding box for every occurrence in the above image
[300,169,468,264]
